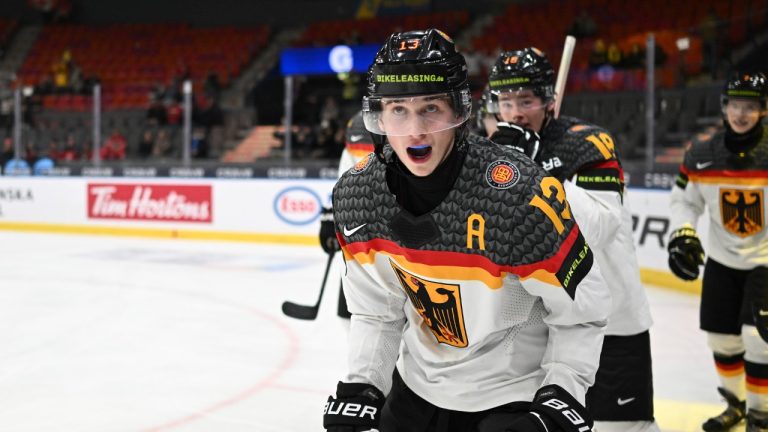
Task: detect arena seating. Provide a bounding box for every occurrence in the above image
[472,0,762,92]
[18,23,270,110]
[294,11,469,46]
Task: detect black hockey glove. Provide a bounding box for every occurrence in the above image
[323,381,385,431]
[490,122,541,161]
[667,226,705,281]
[319,207,339,255]
[503,385,593,432]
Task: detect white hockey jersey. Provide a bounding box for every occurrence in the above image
[332,139,610,411]
[537,116,653,336]
[670,128,768,270]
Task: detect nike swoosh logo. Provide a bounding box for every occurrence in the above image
[696,161,713,169]
[350,134,364,142]
[343,224,367,236]
[617,397,636,406]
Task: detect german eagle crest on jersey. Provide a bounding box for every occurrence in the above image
[721,188,763,237]
[390,260,468,348]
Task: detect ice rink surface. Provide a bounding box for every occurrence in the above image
[0,231,727,431]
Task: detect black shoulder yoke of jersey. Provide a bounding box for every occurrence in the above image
[682,127,768,172]
[332,136,576,268]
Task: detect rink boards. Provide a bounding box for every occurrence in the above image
[0,176,704,292]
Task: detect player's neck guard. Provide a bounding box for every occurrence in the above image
[724,119,764,156]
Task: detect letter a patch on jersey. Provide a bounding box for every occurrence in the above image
[390,260,468,348]
[721,188,763,237]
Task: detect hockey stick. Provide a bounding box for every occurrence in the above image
[554,35,576,119]
[282,250,336,320]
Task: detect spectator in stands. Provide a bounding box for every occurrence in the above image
[588,39,608,69]
[293,124,316,158]
[151,129,173,158]
[319,96,339,130]
[623,42,646,69]
[137,129,155,159]
[203,72,221,102]
[24,141,37,166]
[81,140,93,161]
[166,97,183,126]
[146,96,167,126]
[0,136,13,167]
[100,129,126,161]
[46,139,60,161]
[59,135,79,161]
[607,42,623,68]
[192,127,208,159]
[568,10,597,39]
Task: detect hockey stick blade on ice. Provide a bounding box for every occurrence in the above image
[282,250,336,320]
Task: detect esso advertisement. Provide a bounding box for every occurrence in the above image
[88,183,212,223]
[273,186,322,225]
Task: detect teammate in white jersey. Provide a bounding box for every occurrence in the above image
[319,111,376,319]
[484,47,659,432]
[322,28,610,432]
[668,71,768,432]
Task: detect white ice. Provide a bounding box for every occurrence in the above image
[0,231,723,431]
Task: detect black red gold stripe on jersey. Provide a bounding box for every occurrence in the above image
[714,352,745,378]
[346,143,375,159]
[681,167,768,186]
[746,360,768,394]
[575,159,624,195]
[338,225,591,297]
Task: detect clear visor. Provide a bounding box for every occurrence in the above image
[363,91,471,136]
[489,89,548,115]
[722,98,765,118]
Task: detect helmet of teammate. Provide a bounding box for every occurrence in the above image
[475,84,498,132]
[721,71,768,111]
[720,72,767,155]
[362,28,471,138]
[345,111,375,147]
[488,47,555,106]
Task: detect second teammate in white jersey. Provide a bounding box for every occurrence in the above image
[485,47,659,432]
[668,72,768,432]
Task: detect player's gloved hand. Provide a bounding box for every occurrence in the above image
[503,385,592,432]
[323,381,385,431]
[319,207,339,254]
[667,226,705,281]
[490,122,541,161]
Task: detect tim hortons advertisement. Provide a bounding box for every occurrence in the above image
[87,183,212,223]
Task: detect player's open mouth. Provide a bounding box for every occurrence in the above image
[406,145,432,162]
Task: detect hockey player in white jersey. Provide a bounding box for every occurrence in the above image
[485,47,659,432]
[322,28,610,432]
[319,111,376,319]
[668,71,768,431]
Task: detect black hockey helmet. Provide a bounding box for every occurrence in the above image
[362,28,472,154]
[721,72,767,155]
[475,85,498,130]
[488,47,555,102]
[344,110,374,147]
[721,71,768,109]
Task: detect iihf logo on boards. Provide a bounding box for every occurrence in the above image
[485,160,520,189]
